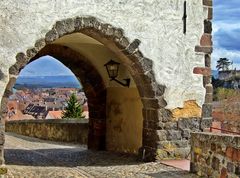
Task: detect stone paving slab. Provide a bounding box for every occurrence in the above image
[3,132,198,178]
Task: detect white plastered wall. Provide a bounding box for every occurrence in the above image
[0,0,207,110]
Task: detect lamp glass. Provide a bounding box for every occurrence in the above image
[104,60,120,79]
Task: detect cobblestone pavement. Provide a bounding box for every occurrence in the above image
[4,132,198,178]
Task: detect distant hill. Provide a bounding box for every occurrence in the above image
[14,75,81,89]
[212,70,219,79]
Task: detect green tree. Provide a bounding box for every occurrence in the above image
[216,58,232,71]
[62,93,85,119]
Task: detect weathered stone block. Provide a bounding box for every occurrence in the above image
[157,121,165,130]
[178,117,201,131]
[0,97,8,114]
[232,148,240,162]
[117,37,130,49]
[74,17,83,31]
[203,75,212,87]
[173,148,190,159]
[113,28,123,39]
[208,7,213,20]
[212,156,220,170]
[142,109,160,122]
[205,93,213,103]
[164,121,177,130]
[159,108,172,123]
[195,45,213,54]
[9,64,19,75]
[34,38,46,51]
[200,34,212,46]
[104,25,114,36]
[16,52,28,64]
[141,97,167,109]
[205,54,211,67]
[211,143,216,151]
[0,70,4,80]
[140,58,153,74]
[26,47,38,58]
[182,129,191,139]
[204,20,212,34]
[82,17,96,28]
[235,165,240,175]
[190,162,198,173]
[143,119,158,129]
[156,149,168,160]
[124,39,141,54]
[156,130,168,141]
[137,84,155,98]
[142,128,159,142]
[155,84,166,97]
[171,140,189,148]
[205,84,213,93]
[203,0,212,6]
[227,162,235,173]
[55,18,75,37]
[202,104,212,118]
[220,168,227,178]
[45,28,59,43]
[193,67,211,76]
[167,130,182,140]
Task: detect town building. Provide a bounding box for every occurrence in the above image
[6,88,88,120]
[218,70,240,89]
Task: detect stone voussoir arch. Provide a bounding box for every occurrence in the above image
[3,16,171,161]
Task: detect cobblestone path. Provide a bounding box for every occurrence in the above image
[4,132,197,178]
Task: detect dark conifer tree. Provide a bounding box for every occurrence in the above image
[62,93,85,119]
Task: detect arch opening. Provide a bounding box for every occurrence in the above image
[6,55,89,121]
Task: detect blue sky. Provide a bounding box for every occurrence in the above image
[213,0,240,70]
[19,56,74,76]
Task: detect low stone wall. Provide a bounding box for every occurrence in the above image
[190,132,240,177]
[221,121,240,134]
[5,119,88,144]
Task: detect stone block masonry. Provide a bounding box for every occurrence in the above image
[190,132,240,178]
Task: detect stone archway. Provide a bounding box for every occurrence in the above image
[31,44,107,150]
[1,16,173,162]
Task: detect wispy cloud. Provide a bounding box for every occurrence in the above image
[212,0,240,69]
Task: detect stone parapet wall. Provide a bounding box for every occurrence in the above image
[221,121,240,134]
[5,119,88,144]
[190,132,240,177]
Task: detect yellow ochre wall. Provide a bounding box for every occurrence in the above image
[106,87,143,154]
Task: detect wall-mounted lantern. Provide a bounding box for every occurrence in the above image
[104,59,130,87]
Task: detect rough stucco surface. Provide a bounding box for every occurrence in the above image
[0,0,206,110]
[106,87,143,154]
